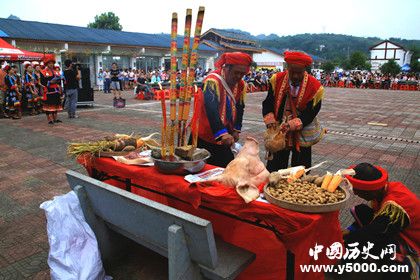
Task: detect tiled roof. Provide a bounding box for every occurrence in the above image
[220,41,262,52]
[203,28,257,44]
[0,18,215,51]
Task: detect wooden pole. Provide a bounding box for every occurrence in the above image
[181,6,205,146]
[177,9,192,147]
[169,12,178,157]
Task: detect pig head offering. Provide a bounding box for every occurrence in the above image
[211,137,270,203]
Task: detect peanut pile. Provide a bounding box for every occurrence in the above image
[266,178,346,205]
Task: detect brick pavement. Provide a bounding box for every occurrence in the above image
[0,87,419,279]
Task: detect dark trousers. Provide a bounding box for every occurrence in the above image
[104,78,111,93]
[190,137,234,168]
[266,146,312,172]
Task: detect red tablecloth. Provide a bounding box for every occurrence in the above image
[78,156,343,280]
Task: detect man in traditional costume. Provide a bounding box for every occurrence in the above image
[343,163,419,279]
[41,56,63,125]
[195,52,252,167]
[262,51,324,171]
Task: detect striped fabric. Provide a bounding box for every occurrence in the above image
[299,117,326,147]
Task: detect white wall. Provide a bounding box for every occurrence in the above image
[370,41,411,70]
[206,56,215,71]
[253,51,284,70]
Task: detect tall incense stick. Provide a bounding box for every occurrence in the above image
[181,6,205,146]
[160,90,167,158]
[192,86,201,148]
[177,8,192,146]
[169,12,178,157]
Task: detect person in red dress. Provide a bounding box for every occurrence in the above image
[41,56,63,125]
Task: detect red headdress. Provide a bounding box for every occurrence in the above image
[284,51,313,67]
[3,65,11,72]
[43,54,56,65]
[23,61,32,69]
[215,52,252,70]
[345,165,388,191]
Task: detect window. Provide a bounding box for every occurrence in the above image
[135,56,160,72]
[102,55,130,70]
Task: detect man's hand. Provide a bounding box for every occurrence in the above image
[280,122,290,133]
[232,131,240,142]
[221,134,234,146]
[266,122,277,129]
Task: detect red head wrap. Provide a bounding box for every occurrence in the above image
[3,65,11,72]
[345,165,388,191]
[215,52,252,70]
[43,54,55,65]
[284,51,313,67]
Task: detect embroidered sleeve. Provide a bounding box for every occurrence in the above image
[203,80,227,140]
[234,94,245,132]
[344,202,409,245]
[374,201,410,229]
[312,86,324,107]
[262,81,276,125]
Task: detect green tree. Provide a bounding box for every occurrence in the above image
[340,59,352,70]
[409,46,419,73]
[350,51,370,70]
[87,12,122,31]
[380,60,401,75]
[322,61,335,73]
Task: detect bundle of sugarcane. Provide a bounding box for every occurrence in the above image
[68,133,160,158]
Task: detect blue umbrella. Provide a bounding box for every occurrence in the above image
[401,64,411,72]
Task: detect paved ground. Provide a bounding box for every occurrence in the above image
[0,87,419,279]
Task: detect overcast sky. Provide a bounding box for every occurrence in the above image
[1,0,419,39]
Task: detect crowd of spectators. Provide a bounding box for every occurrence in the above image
[96,64,419,100]
[312,70,419,90]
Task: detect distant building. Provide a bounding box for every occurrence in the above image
[201,28,263,55]
[252,48,323,71]
[369,40,412,71]
[0,18,217,87]
[252,48,285,70]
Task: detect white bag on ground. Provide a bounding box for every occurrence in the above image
[40,191,111,280]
